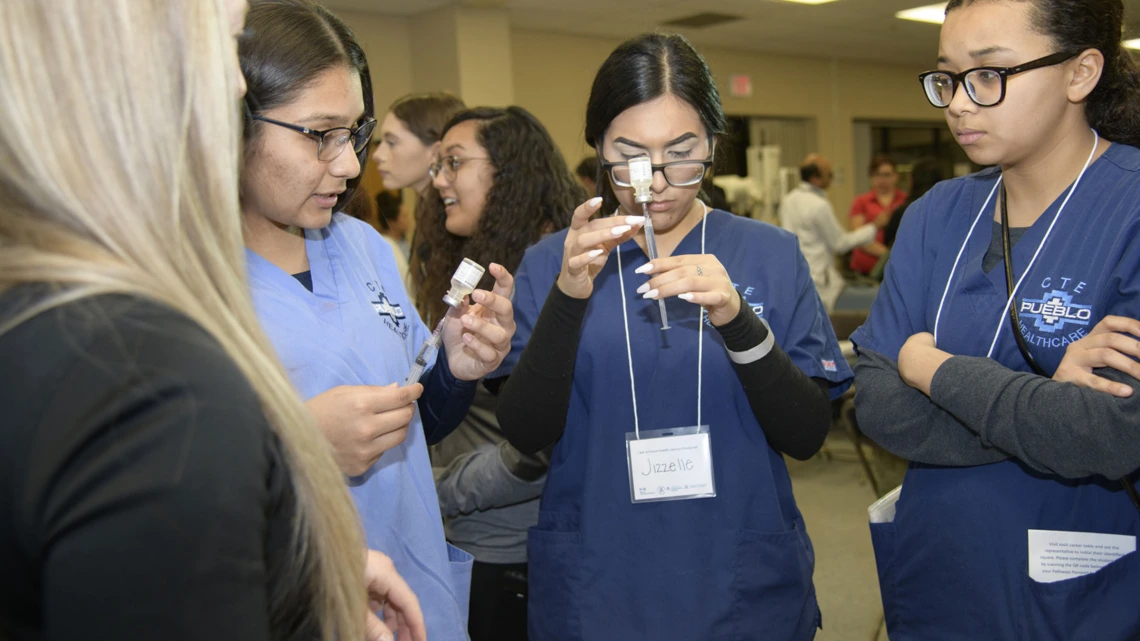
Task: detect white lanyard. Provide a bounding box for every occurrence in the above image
[933,130,1099,357]
[617,201,709,439]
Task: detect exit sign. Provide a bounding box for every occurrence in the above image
[730,74,752,97]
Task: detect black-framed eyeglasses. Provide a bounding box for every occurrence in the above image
[600,156,714,188]
[918,51,1080,108]
[429,155,490,181]
[250,112,377,161]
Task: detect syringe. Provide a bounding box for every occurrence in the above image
[628,155,670,330]
[403,258,486,386]
[404,314,449,386]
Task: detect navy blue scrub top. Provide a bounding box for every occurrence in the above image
[499,209,852,640]
[852,143,1140,641]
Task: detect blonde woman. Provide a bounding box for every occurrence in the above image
[0,1,422,640]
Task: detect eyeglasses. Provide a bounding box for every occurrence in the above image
[429,156,489,181]
[918,51,1079,108]
[250,113,377,161]
[600,156,714,188]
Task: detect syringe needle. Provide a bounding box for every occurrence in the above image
[642,202,670,330]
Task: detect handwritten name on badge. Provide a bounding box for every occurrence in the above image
[641,456,696,476]
[627,431,715,502]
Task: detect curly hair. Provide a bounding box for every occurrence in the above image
[414,106,585,324]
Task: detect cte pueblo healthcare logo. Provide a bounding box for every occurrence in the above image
[1018,287,1092,348]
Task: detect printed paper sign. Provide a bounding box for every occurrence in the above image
[1028,529,1136,583]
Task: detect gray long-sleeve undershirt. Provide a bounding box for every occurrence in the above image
[854,348,1140,480]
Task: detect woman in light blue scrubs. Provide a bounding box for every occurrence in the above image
[496,33,850,640]
[236,3,516,640]
[851,0,1140,638]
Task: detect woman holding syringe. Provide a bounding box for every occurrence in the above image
[237,3,515,638]
[495,32,851,640]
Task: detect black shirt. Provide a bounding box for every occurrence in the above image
[293,270,314,292]
[0,292,312,640]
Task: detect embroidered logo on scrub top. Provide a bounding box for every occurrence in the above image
[1020,290,1092,333]
[1017,278,1093,349]
[371,291,405,321]
[737,283,764,318]
[365,281,410,340]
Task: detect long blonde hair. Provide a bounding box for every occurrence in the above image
[0,1,365,638]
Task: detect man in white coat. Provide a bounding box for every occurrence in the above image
[779,153,887,311]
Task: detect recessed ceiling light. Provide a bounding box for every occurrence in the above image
[775,0,841,5]
[896,3,948,24]
[661,12,742,28]
[1124,39,1140,50]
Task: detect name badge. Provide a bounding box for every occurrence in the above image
[625,426,716,503]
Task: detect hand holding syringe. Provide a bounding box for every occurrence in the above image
[403,258,486,386]
[628,155,670,330]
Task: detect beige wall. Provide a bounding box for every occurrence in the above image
[410,7,461,96]
[338,10,413,114]
[337,11,944,221]
[511,29,941,215]
[455,8,514,106]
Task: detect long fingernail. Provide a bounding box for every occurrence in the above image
[587,248,604,259]
[625,216,645,225]
[611,225,632,236]
[636,282,650,294]
[588,196,603,207]
[635,263,653,274]
[678,292,694,301]
[642,289,659,299]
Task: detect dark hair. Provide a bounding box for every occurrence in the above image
[374,190,403,232]
[341,187,378,230]
[394,94,468,289]
[389,93,467,147]
[414,106,585,324]
[239,0,374,212]
[906,158,944,204]
[575,157,598,181]
[869,153,896,176]
[884,158,944,247]
[800,163,822,183]
[946,0,1140,147]
[584,33,726,214]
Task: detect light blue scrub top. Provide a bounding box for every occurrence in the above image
[247,213,473,641]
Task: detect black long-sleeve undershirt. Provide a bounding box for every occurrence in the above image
[496,283,832,459]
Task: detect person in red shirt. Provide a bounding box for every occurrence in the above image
[849,153,907,274]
